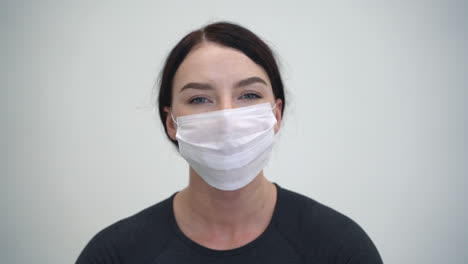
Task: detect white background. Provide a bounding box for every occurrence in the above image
[2,1,467,263]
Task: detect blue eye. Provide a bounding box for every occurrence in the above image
[189,97,210,104]
[239,93,262,100]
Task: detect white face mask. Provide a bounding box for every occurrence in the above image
[172,103,277,191]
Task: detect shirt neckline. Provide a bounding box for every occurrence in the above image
[168,183,282,257]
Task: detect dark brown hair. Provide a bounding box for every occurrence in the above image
[158,21,285,146]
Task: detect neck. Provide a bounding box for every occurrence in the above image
[173,167,277,248]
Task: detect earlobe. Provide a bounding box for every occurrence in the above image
[164,106,177,141]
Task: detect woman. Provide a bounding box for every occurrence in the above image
[77,22,383,264]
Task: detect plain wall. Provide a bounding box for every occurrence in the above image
[1,1,467,263]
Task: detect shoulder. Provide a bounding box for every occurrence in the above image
[75,195,176,264]
[274,184,383,263]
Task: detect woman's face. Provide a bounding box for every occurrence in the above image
[164,42,283,141]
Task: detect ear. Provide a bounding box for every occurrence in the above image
[163,106,177,141]
[274,98,283,134]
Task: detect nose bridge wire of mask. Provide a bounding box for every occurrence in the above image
[170,103,277,127]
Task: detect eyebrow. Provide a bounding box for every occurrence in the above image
[234,76,268,88]
[179,76,268,93]
[179,82,213,93]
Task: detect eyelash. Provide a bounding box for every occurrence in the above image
[189,97,211,104]
[188,93,262,104]
[239,92,262,100]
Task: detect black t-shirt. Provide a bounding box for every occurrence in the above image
[76,184,383,263]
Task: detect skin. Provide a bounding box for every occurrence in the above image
[163,41,283,250]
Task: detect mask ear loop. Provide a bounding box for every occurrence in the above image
[170,109,179,127]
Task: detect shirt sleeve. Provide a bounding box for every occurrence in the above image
[334,219,383,264]
[75,223,123,264]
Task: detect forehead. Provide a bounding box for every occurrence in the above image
[172,42,270,90]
